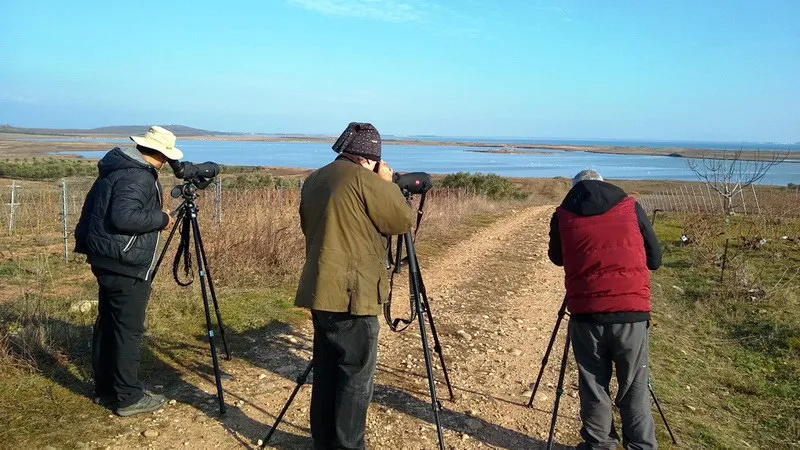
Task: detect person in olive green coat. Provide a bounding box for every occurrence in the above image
[296,122,414,450]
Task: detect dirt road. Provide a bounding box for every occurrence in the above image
[88,205,581,449]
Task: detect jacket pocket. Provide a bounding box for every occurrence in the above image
[122,234,138,253]
[346,267,359,303]
[377,269,390,304]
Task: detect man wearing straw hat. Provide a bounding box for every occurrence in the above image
[75,126,183,416]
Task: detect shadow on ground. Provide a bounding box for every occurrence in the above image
[5,311,574,449]
[2,314,308,449]
[234,322,574,449]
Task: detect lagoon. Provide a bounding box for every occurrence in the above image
[55,139,800,185]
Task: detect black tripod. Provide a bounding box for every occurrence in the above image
[388,219,451,449]
[526,300,678,448]
[261,187,453,450]
[151,180,231,414]
[385,190,455,400]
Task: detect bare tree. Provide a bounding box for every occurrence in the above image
[687,149,787,214]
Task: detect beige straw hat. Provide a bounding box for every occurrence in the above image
[130,126,184,160]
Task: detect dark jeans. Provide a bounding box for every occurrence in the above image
[570,321,657,450]
[92,267,152,408]
[310,311,379,450]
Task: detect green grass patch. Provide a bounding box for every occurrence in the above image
[0,260,22,276]
[0,157,98,180]
[649,213,800,448]
[0,254,301,448]
[0,374,129,449]
[0,157,274,182]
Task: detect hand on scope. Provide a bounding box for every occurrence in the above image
[376,160,394,182]
[163,209,176,230]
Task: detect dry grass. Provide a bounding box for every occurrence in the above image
[0,177,517,367]
[0,176,523,447]
[187,187,304,285]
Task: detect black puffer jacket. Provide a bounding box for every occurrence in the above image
[74,147,168,280]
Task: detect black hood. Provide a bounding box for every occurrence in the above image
[97,147,153,177]
[561,180,628,216]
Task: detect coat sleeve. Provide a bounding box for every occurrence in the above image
[547,211,564,266]
[362,174,414,236]
[109,174,168,234]
[635,201,662,270]
[73,179,99,254]
[299,182,307,236]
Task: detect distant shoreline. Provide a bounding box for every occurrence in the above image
[0,132,798,163]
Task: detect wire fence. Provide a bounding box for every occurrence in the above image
[1,178,94,240]
[5,176,797,267]
[635,184,800,218]
[0,178,225,260]
[0,178,484,263]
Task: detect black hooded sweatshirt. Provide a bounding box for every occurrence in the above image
[74,147,169,280]
[548,180,662,323]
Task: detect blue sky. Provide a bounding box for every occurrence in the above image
[1,0,798,141]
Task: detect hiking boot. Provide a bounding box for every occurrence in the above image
[115,392,166,417]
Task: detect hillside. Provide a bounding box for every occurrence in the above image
[0,124,236,137]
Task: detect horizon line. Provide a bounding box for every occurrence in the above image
[2,124,799,146]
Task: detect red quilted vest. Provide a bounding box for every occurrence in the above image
[557,197,651,314]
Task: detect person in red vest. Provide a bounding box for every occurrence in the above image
[548,170,662,449]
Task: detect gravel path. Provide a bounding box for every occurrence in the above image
[89,204,583,449]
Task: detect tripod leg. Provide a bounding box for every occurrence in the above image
[528,300,568,408]
[190,214,226,414]
[648,379,679,445]
[261,362,314,448]
[405,232,445,450]
[547,332,571,450]
[149,206,185,280]
[417,272,455,401]
[192,217,231,360]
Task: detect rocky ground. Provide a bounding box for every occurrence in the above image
[68,205,583,450]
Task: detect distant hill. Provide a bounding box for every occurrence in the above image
[0,124,238,137]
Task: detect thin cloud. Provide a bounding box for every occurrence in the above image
[287,0,428,23]
[534,1,572,21]
[0,92,39,104]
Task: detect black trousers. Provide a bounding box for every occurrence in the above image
[310,311,379,450]
[91,267,152,408]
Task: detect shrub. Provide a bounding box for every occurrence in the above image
[0,158,97,180]
[439,172,528,200]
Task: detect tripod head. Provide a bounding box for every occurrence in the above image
[160,179,216,287]
[170,178,213,201]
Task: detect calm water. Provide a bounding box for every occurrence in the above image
[49,139,800,185]
[389,136,800,151]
